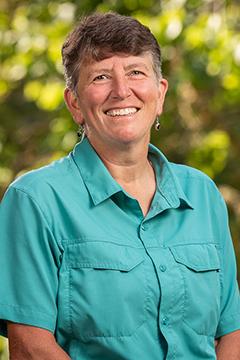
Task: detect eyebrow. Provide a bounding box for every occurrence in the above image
[124,63,150,71]
[89,62,150,77]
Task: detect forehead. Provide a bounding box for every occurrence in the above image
[82,52,155,73]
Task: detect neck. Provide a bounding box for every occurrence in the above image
[88,137,151,184]
[88,137,156,217]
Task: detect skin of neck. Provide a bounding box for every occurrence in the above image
[87,132,153,185]
[87,131,157,217]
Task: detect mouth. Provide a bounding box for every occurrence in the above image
[104,107,140,117]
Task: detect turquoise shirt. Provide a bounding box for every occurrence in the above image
[0,138,239,360]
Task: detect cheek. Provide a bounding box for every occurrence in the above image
[136,82,160,102]
[84,86,109,109]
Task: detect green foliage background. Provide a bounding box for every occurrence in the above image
[0,0,240,357]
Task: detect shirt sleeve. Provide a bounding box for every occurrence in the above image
[215,193,240,338]
[0,185,62,337]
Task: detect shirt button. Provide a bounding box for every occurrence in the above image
[141,224,146,231]
[161,316,169,326]
[159,265,167,272]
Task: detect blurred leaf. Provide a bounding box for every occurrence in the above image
[187,130,230,178]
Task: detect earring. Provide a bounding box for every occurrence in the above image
[77,124,85,142]
[155,116,161,131]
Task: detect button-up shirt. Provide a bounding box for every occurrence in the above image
[0,138,240,359]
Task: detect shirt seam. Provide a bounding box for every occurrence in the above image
[0,303,56,319]
[219,311,240,324]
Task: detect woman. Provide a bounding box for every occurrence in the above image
[0,12,240,360]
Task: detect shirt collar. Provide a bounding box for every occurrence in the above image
[72,137,193,209]
[148,144,193,210]
[72,138,122,205]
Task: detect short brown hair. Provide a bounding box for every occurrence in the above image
[62,12,162,92]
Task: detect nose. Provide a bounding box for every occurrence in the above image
[111,74,131,100]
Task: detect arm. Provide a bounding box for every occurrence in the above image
[216,330,240,359]
[8,322,70,360]
[0,187,62,340]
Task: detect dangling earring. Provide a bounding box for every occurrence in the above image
[77,124,85,142]
[155,116,161,131]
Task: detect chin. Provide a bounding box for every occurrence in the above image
[115,131,137,142]
[112,134,145,147]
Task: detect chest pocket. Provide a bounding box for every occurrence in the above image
[170,243,221,336]
[65,242,147,340]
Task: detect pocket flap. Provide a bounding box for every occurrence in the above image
[170,244,220,272]
[66,242,144,272]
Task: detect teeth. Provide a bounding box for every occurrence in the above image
[106,107,138,116]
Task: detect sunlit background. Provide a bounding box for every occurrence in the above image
[0,0,240,358]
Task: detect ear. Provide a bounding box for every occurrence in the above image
[157,78,168,116]
[64,88,84,125]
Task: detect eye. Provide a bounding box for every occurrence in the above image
[93,74,109,82]
[129,70,145,77]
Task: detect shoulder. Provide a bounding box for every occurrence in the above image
[169,162,224,207]
[171,162,219,189]
[150,143,223,204]
[170,162,213,182]
[7,153,76,200]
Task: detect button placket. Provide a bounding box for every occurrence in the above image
[156,248,185,341]
[139,221,149,234]
[159,265,167,272]
[161,316,169,326]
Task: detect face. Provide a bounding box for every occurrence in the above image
[64,52,168,152]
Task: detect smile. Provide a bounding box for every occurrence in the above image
[105,107,139,117]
